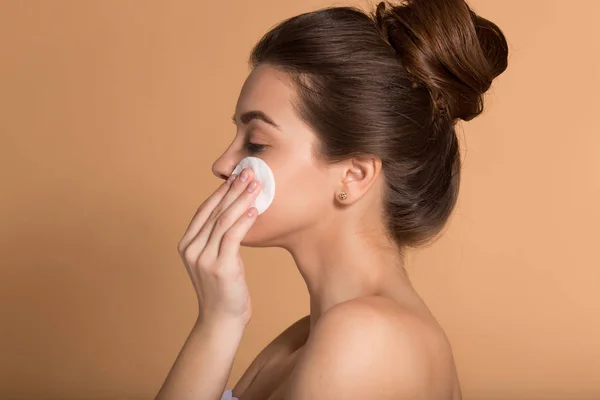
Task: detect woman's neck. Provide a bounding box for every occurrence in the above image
[284,219,410,333]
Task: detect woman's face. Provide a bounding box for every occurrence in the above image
[211,64,337,247]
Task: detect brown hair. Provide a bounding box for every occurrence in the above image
[249,0,508,249]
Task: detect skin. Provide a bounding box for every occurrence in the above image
[156,63,462,400]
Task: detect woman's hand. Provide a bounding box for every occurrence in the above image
[177,168,261,328]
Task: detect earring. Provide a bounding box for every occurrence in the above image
[338,191,347,201]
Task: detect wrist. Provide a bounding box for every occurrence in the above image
[194,315,246,340]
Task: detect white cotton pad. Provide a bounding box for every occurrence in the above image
[232,156,275,215]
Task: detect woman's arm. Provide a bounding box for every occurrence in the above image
[155,317,244,400]
[156,168,263,399]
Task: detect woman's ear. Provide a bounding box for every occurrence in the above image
[336,156,382,204]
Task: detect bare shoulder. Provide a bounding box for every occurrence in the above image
[284,296,459,400]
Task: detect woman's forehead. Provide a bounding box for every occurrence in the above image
[235,65,299,129]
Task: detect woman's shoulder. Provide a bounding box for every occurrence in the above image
[313,295,450,353]
[284,295,458,399]
[314,294,446,337]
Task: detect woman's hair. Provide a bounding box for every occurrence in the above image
[249,0,509,249]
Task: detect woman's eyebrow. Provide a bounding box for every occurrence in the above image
[231,110,282,131]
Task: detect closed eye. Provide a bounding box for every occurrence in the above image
[244,142,266,154]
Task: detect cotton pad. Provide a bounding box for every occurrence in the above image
[232,156,275,215]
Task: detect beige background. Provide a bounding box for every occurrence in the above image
[1,0,598,399]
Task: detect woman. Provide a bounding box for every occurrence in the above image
[156,0,508,398]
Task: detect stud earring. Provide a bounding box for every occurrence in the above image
[338,192,347,201]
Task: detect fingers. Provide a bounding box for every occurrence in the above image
[204,178,261,261]
[208,169,257,224]
[218,206,258,263]
[185,168,259,264]
[178,175,235,253]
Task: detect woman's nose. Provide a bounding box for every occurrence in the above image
[211,153,238,181]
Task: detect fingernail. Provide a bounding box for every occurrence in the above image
[227,174,238,183]
[240,169,249,182]
[247,180,258,192]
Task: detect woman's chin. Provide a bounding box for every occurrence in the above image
[240,212,278,247]
[240,236,254,247]
[240,237,267,247]
[240,227,261,247]
[240,228,271,248]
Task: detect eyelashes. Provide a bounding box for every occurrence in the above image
[234,126,267,154]
[243,141,266,154]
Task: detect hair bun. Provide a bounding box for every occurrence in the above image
[374,0,508,121]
